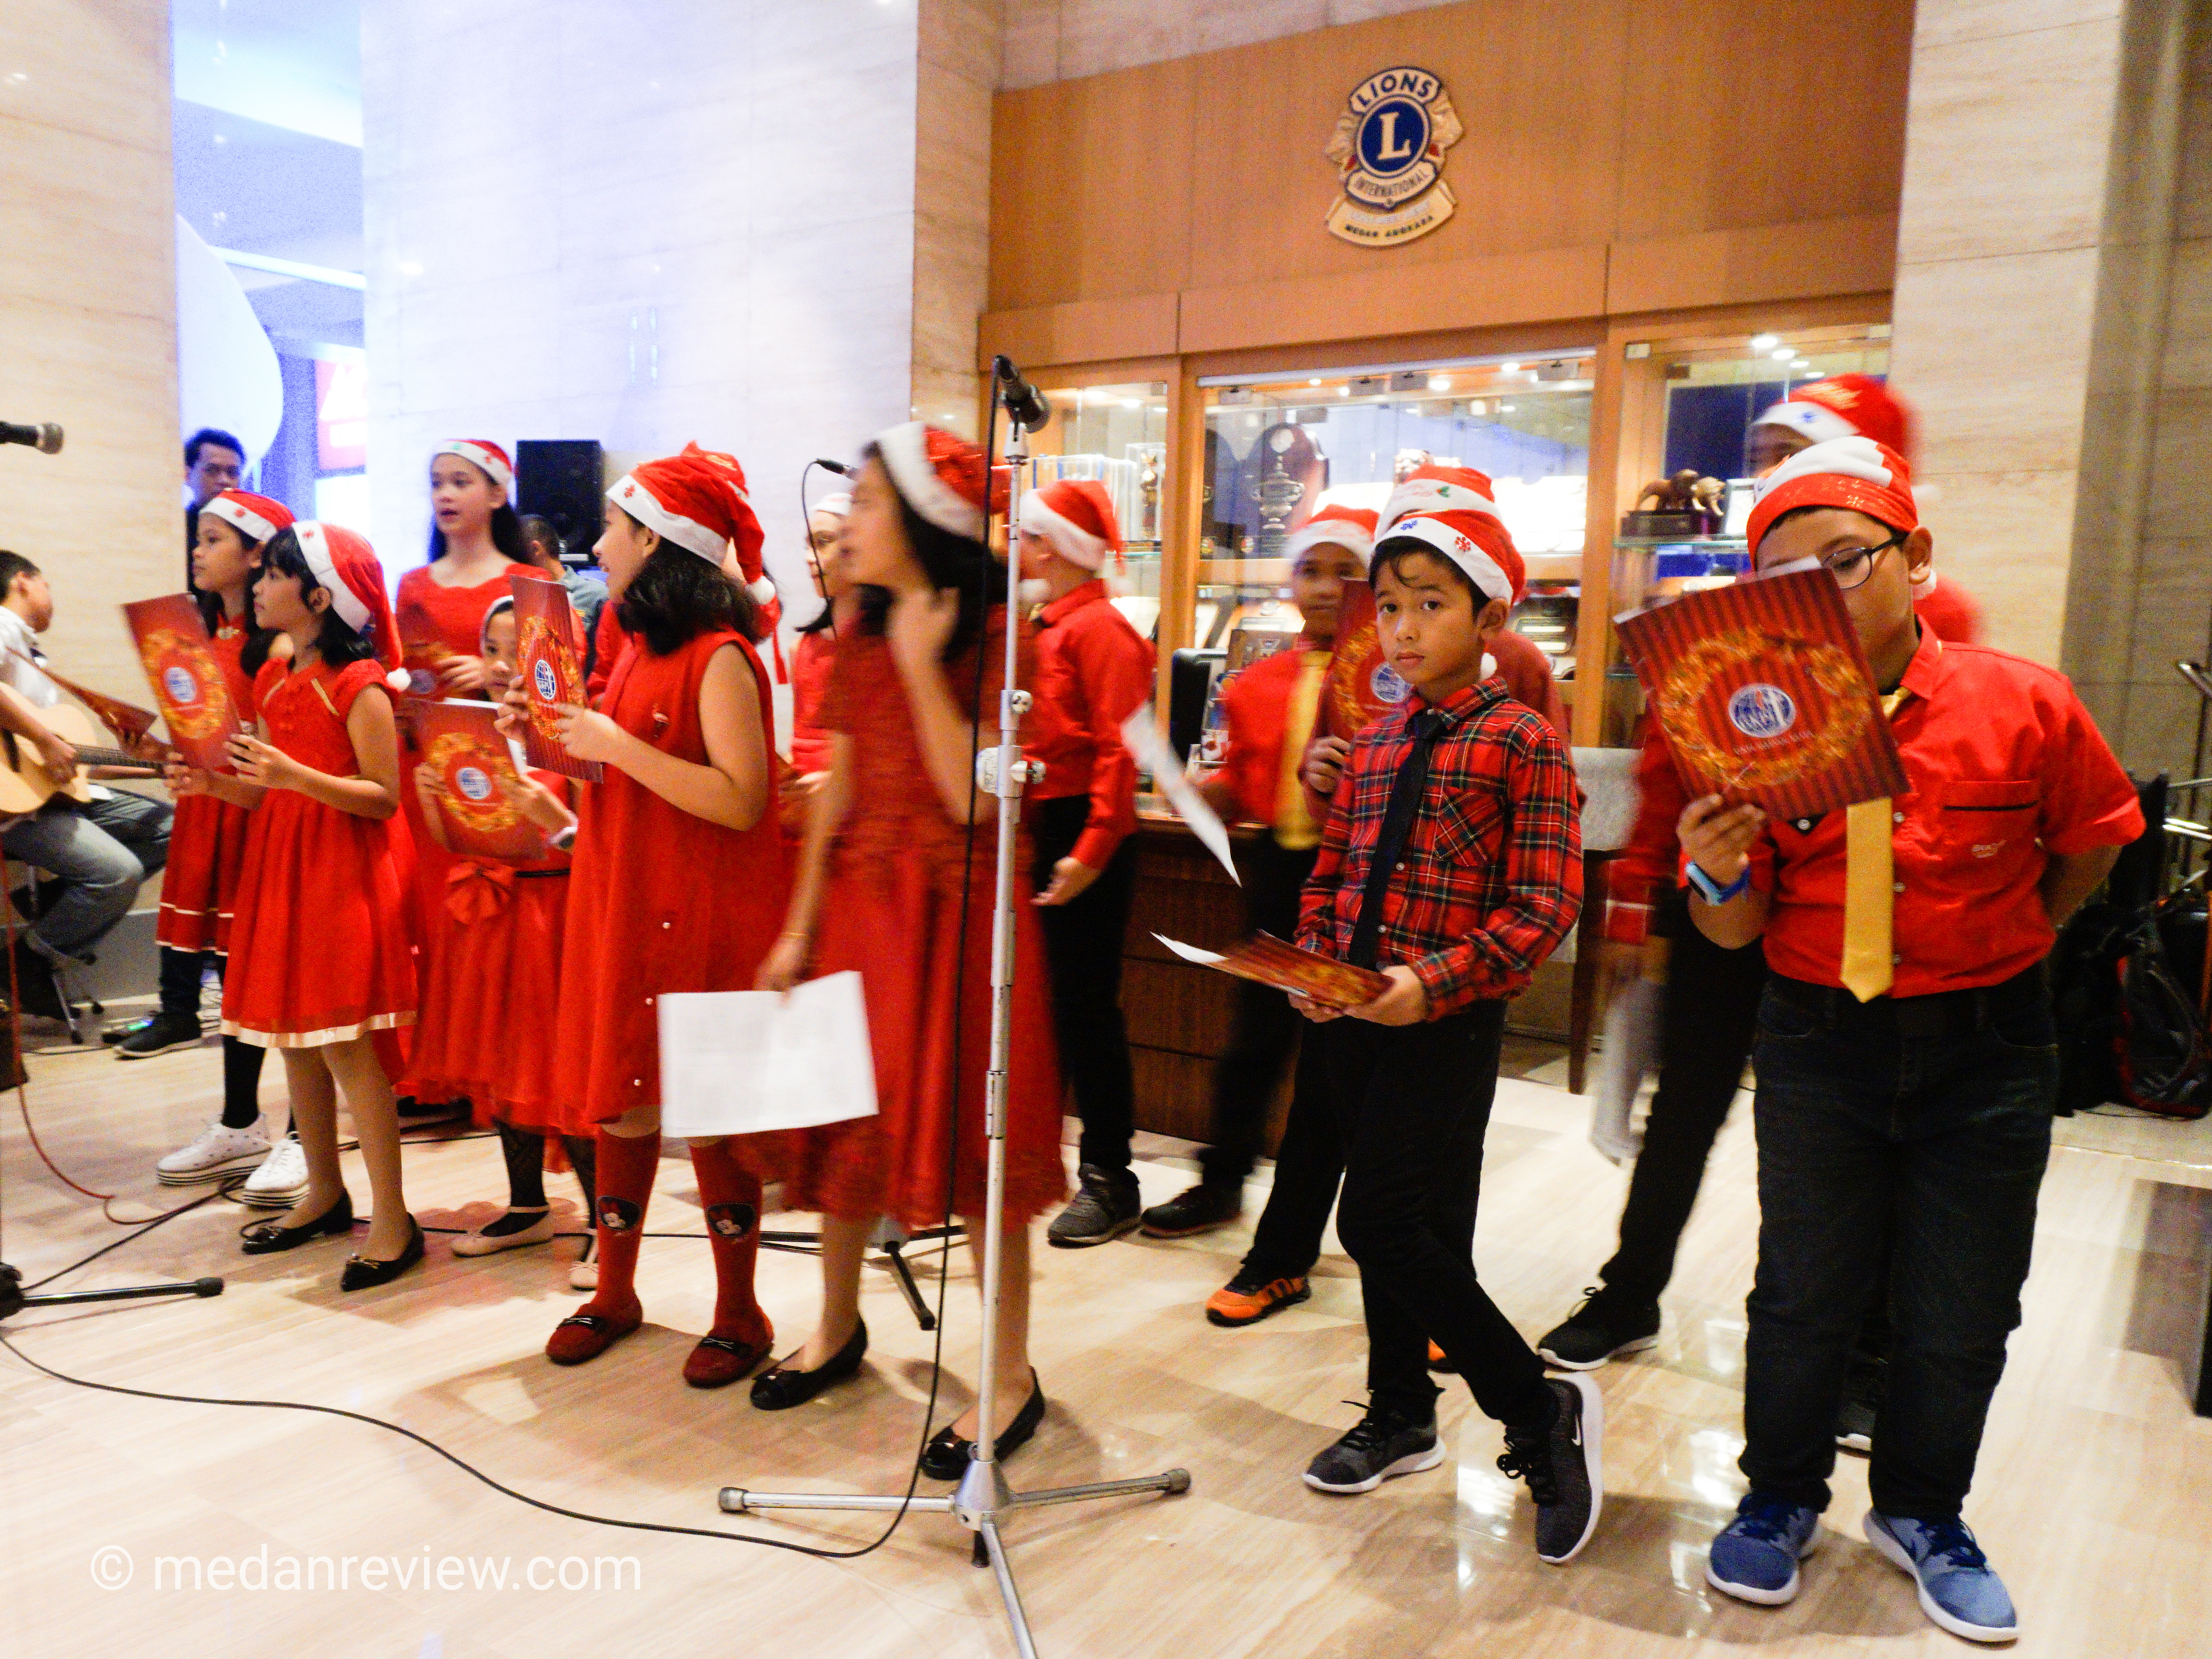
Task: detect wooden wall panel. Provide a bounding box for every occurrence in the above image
[1606,213,1902,315]
[1614,0,1914,243]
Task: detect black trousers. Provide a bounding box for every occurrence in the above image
[1596,890,1769,1305]
[1199,834,1319,1188]
[1321,1003,1552,1425]
[1029,794,1138,1174]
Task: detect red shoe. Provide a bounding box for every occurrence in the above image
[546,1304,641,1365]
[682,1322,775,1389]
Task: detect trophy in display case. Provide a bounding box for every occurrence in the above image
[1138,447,1163,543]
[1246,423,1328,559]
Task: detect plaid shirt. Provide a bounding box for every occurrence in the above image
[1295,680,1583,1017]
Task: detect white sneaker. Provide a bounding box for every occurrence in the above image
[241,1135,310,1207]
[156,1119,271,1185]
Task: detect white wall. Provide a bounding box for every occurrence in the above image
[360,1,923,609]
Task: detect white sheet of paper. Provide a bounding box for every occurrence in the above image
[1153,933,1227,966]
[1121,705,1240,885]
[656,971,879,1138]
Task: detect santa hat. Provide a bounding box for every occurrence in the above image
[1751,374,1916,463]
[1746,436,1919,558]
[1374,465,1525,604]
[200,489,294,546]
[606,443,772,610]
[876,422,998,541]
[1018,478,1123,572]
[293,521,401,670]
[435,440,514,494]
[810,492,853,520]
[1285,504,1378,565]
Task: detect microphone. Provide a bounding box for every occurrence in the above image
[812,458,854,477]
[0,422,63,455]
[992,356,1052,431]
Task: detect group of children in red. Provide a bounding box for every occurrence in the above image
[132,374,2138,1639]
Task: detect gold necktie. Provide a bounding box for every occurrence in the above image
[1839,690,1911,1002]
[1272,650,1329,852]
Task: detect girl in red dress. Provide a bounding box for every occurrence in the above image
[755,425,1065,1476]
[782,491,852,835]
[177,522,423,1290]
[151,491,291,1190]
[408,598,598,1279]
[510,444,791,1389]
[393,441,547,1119]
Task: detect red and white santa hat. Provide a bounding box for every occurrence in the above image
[435,440,514,495]
[201,489,294,546]
[293,521,401,670]
[810,491,853,520]
[1285,504,1378,565]
[1751,374,1916,463]
[1374,465,1525,604]
[1746,435,1919,558]
[606,443,773,609]
[1018,478,1123,572]
[877,422,999,541]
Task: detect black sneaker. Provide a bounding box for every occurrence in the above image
[1498,1374,1604,1564]
[1046,1163,1142,1248]
[1535,1286,1660,1370]
[1835,1354,1884,1454]
[1140,1180,1242,1238]
[116,1010,205,1061]
[1302,1401,1444,1494]
[102,1014,158,1047]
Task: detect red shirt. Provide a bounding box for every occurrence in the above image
[788,626,837,775]
[1296,679,1583,1016]
[1603,724,1692,946]
[1024,581,1155,870]
[1747,628,2142,995]
[1218,642,1321,830]
[1490,626,1570,739]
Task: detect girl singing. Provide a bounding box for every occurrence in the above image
[757,424,1064,1477]
[180,523,421,1290]
[517,444,789,1388]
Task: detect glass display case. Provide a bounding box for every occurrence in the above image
[1195,352,1594,682]
[1024,379,1170,641]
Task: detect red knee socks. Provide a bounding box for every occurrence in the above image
[583,1129,661,1318]
[688,1137,771,1348]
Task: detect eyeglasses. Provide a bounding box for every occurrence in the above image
[1820,529,1907,591]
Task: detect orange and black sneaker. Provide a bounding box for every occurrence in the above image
[1428,1340,1457,1373]
[1206,1271,1311,1328]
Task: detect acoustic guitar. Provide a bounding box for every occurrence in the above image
[0,702,160,817]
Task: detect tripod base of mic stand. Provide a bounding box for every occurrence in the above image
[722,1460,1190,1656]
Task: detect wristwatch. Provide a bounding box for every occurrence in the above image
[1684,861,1750,906]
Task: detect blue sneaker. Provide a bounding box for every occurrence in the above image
[1706,1492,1823,1605]
[1864,1510,2019,1643]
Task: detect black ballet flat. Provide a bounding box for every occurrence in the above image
[240,1191,354,1255]
[748,1318,869,1411]
[338,1218,424,1292]
[919,1372,1046,1480]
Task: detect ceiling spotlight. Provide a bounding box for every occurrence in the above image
[1428,375,1452,391]
[1500,362,1519,372]
[1751,333,1779,351]
[1771,347,1795,360]
[1308,377,1322,387]
[1121,397,1142,410]
[1501,402,1518,412]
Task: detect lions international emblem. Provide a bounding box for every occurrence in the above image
[1324,67,1463,247]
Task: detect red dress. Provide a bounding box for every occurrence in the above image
[157,614,258,956]
[535,629,789,1133]
[778,616,1066,1230]
[221,658,416,1047]
[406,771,572,1125]
[788,627,837,775]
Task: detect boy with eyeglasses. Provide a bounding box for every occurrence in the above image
[1685,438,2140,1642]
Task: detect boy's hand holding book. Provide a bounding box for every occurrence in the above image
[1678,793,1767,892]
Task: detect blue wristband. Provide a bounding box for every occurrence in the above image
[1685,862,1750,905]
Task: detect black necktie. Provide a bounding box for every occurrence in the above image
[1347,709,1448,970]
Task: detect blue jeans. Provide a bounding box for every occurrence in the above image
[1741,970,2057,1519]
[2,789,172,962]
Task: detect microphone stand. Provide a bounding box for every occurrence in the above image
[722,391,1190,1657]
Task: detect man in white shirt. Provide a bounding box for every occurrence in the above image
[0,551,171,1020]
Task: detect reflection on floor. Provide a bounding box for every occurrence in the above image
[4,1026,2208,1657]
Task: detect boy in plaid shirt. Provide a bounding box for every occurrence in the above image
[1291,466,1598,1564]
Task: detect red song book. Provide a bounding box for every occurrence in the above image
[413,700,547,861]
[1612,565,1908,819]
[1319,578,1413,741]
[1155,930,1392,1010]
[509,573,601,782]
[123,594,244,771]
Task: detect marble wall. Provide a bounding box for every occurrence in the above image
[360,2,923,607]
[1000,0,1464,87]
[0,1,183,696]
[914,0,1003,437]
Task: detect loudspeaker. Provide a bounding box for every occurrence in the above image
[514,440,604,565]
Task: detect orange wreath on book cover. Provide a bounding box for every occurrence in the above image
[1653,625,1871,790]
[518,615,579,747]
[138,628,230,743]
[424,731,524,836]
